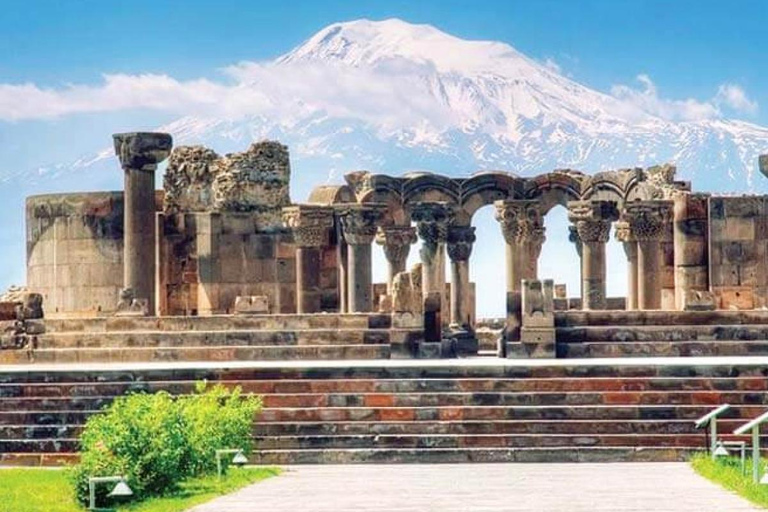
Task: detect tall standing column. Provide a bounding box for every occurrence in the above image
[282,205,334,314]
[113,132,173,315]
[411,202,454,307]
[375,226,418,293]
[568,200,619,310]
[337,204,386,313]
[624,201,673,310]
[335,222,349,313]
[446,226,476,329]
[615,221,639,310]
[494,200,545,293]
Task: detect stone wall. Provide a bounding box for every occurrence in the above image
[159,212,297,315]
[708,196,768,309]
[26,192,124,315]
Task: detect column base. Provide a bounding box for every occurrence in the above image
[444,327,478,357]
[505,327,556,359]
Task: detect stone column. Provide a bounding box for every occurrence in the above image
[615,221,638,310]
[375,226,417,293]
[568,200,619,310]
[113,132,173,315]
[624,200,673,310]
[493,200,545,293]
[282,205,334,314]
[673,192,710,310]
[411,201,454,311]
[337,204,386,313]
[335,222,349,313]
[446,225,476,329]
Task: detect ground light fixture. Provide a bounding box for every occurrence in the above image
[713,442,730,457]
[216,448,248,478]
[88,475,133,510]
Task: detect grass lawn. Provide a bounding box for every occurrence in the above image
[0,466,280,512]
[691,452,768,509]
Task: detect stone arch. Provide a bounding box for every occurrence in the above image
[459,172,522,225]
[402,173,460,211]
[307,185,356,205]
[523,171,585,213]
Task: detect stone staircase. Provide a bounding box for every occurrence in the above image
[556,310,768,358]
[0,314,421,364]
[1,359,766,465]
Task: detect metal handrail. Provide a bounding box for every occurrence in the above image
[733,409,768,483]
[694,404,731,458]
[694,404,731,429]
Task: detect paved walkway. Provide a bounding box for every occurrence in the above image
[189,463,759,512]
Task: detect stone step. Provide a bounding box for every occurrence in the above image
[3,390,766,411]
[557,325,768,343]
[44,313,392,333]
[35,329,404,349]
[0,344,391,364]
[3,419,755,439]
[559,341,768,358]
[556,310,768,327]
[249,447,694,464]
[253,433,712,450]
[258,404,767,423]
[4,376,768,397]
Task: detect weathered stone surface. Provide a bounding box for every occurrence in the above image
[234,295,270,315]
[163,146,220,213]
[682,290,716,311]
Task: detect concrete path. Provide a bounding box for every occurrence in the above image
[189,463,759,512]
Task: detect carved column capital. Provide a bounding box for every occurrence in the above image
[446,226,476,262]
[282,205,334,247]
[113,132,173,171]
[622,200,673,241]
[493,199,545,245]
[376,225,417,265]
[411,202,455,247]
[614,220,634,243]
[567,200,619,244]
[336,203,387,245]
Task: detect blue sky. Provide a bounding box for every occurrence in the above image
[1,0,766,120]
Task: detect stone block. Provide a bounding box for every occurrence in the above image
[520,327,556,359]
[711,264,740,287]
[234,295,269,314]
[245,259,263,282]
[554,284,567,299]
[392,312,423,328]
[683,289,716,311]
[715,286,754,310]
[276,259,295,283]
[221,214,256,235]
[521,279,554,328]
[418,342,441,359]
[725,218,755,240]
[261,260,277,282]
[276,241,296,259]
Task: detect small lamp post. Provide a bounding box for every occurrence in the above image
[88,475,133,510]
[216,449,248,478]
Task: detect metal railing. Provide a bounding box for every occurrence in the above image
[694,404,731,458]
[734,410,768,483]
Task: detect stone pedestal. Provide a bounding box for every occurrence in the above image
[568,200,619,310]
[623,200,673,310]
[376,226,417,293]
[283,205,334,313]
[337,204,386,313]
[673,193,710,310]
[113,132,173,315]
[615,221,638,310]
[507,279,555,358]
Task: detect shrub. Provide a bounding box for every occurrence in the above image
[179,381,262,475]
[71,382,261,506]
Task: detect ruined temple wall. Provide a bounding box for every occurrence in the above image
[708,196,768,309]
[26,192,124,316]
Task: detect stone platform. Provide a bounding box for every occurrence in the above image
[0,313,422,364]
[555,310,768,358]
[2,357,767,466]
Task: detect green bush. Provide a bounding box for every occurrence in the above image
[71,382,261,506]
[180,381,262,475]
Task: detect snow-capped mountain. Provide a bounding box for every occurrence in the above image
[12,18,768,198]
[152,18,768,196]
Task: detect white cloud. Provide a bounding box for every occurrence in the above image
[610,74,758,122]
[0,61,455,135]
[541,57,561,74]
[715,83,758,115]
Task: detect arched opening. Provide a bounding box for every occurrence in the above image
[469,205,507,320]
[538,204,628,306]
